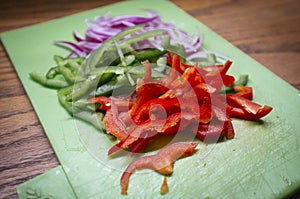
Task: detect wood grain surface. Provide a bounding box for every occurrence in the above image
[0,0,299,198]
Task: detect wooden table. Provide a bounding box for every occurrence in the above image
[0,0,299,198]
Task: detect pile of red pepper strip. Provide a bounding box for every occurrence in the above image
[87,52,273,155]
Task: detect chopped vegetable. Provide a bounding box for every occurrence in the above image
[93,52,272,158]
[120,142,198,195]
[28,12,273,196]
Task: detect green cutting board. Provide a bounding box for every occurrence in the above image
[17,166,76,199]
[1,1,300,198]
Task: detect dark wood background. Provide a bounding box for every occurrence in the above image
[0,0,299,198]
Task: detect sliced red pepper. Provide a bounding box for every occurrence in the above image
[180,62,195,74]
[130,132,158,155]
[227,95,269,115]
[109,111,193,155]
[166,51,173,65]
[133,98,180,124]
[229,105,273,120]
[108,120,162,156]
[120,142,198,195]
[103,101,128,141]
[137,60,152,87]
[211,95,231,122]
[159,112,192,135]
[198,60,235,90]
[225,120,235,139]
[119,119,170,150]
[199,95,214,123]
[231,86,253,100]
[222,75,235,87]
[166,52,194,74]
[130,83,169,122]
[196,120,234,142]
[205,60,232,76]
[160,55,181,87]
[110,96,132,112]
[172,54,181,73]
[180,95,212,124]
[183,67,204,87]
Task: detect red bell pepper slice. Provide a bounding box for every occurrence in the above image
[196,120,235,142]
[227,94,272,120]
[103,100,128,141]
[231,86,253,100]
[130,83,168,122]
[166,51,173,65]
[227,95,266,115]
[160,54,181,87]
[130,133,158,155]
[229,106,273,120]
[109,111,193,155]
[198,96,213,124]
[137,60,152,87]
[120,142,198,195]
[198,60,235,90]
[133,98,180,124]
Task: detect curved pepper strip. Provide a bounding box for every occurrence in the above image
[198,60,235,91]
[108,112,193,156]
[120,142,198,195]
[133,97,180,124]
[130,83,169,123]
[196,120,235,142]
[181,97,212,124]
[231,86,253,100]
[160,54,181,87]
[103,100,128,141]
[211,95,231,122]
[229,106,273,120]
[130,132,158,155]
[227,95,272,120]
[136,60,152,87]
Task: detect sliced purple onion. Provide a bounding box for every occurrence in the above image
[55,41,87,57]
[73,30,84,42]
[55,10,204,59]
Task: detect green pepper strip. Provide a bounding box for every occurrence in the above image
[46,66,60,79]
[80,25,145,75]
[29,72,68,88]
[161,35,186,58]
[75,111,105,131]
[131,49,167,62]
[111,48,167,66]
[66,78,97,101]
[119,30,166,47]
[57,86,74,113]
[57,85,90,113]
[234,74,248,86]
[46,56,84,80]
[58,64,76,84]
[57,86,104,130]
